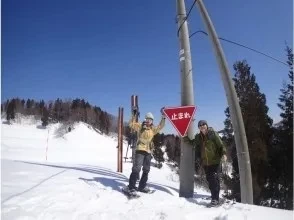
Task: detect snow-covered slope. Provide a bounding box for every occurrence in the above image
[1,119,293,220]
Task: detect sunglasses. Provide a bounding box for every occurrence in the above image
[199,124,206,127]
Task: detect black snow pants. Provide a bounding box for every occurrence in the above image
[204,164,221,201]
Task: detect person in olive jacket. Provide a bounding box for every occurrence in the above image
[126,107,166,194]
[186,120,227,206]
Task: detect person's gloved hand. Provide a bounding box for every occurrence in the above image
[132,106,138,116]
[160,107,166,118]
[183,135,191,143]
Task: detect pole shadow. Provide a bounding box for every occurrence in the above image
[16,160,179,196]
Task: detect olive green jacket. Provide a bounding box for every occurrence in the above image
[129,116,165,153]
[187,127,226,166]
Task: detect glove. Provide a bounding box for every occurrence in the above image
[132,109,137,116]
[183,135,196,147]
[160,107,165,117]
[132,106,138,116]
[183,135,191,143]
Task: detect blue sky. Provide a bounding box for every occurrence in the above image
[2,0,293,134]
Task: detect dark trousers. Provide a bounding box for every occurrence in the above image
[204,164,221,201]
[128,151,152,190]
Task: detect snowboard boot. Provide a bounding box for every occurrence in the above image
[138,186,151,193]
[210,199,219,206]
[124,186,137,196]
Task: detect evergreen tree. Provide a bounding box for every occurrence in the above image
[278,46,293,132]
[104,112,111,134]
[21,99,25,108]
[222,109,241,201]
[222,108,234,161]
[15,98,25,114]
[39,100,45,111]
[41,107,49,127]
[26,99,32,115]
[174,136,181,166]
[26,99,32,109]
[266,46,293,209]
[153,133,164,167]
[165,140,174,161]
[53,98,63,121]
[6,99,16,121]
[222,60,273,204]
[3,100,10,112]
[99,111,110,134]
[93,106,102,129]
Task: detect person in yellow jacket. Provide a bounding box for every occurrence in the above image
[126,107,166,194]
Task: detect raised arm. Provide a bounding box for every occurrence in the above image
[152,116,166,134]
[128,116,141,132]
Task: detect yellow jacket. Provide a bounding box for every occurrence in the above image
[129,116,165,153]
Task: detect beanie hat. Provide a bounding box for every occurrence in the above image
[198,120,208,127]
[145,112,154,120]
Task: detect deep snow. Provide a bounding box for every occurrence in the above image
[1,118,293,220]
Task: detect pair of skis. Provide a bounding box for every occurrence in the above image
[124,95,140,162]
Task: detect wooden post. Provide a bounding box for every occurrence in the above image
[117,107,123,172]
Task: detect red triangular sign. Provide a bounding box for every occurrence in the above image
[163,106,196,137]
